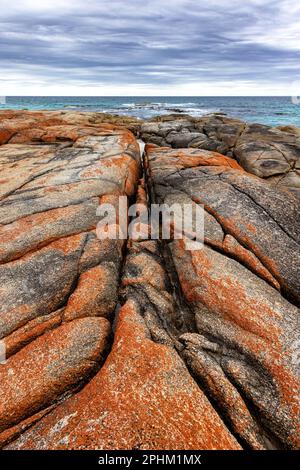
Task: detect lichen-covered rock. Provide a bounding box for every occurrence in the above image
[146,146,299,303]
[0,116,140,337]
[144,145,300,449]
[0,109,142,139]
[141,114,300,197]
[0,317,110,434]
[6,278,240,450]
[3,178,239,450]
[1,111,299,451]
[0,113,140,445]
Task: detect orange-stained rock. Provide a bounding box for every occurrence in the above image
[0,112,141,446]
[222,234,280,290]
[144,144,243,170]
[180,332,266,450]
[141,115,300,197]
[0,317,110,433]
[63,263,119,321]
[6,300,240,450]
[1,111,299,451]
[0,109,142,137]
[0,233,88,339]
[145,146,299,303]
[0,405,57,449]
[0,128,12,145]
[144,145,300,449]
[172,242,300,448]
[3,308,64,358]
[0,199,100,263]
[0,115,140,341]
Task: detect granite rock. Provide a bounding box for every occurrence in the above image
[143,144,300,449]
[1,111,299,450]
[140,114,300,197]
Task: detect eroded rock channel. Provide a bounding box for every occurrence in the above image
[0,111,299,450]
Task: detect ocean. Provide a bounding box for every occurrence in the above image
[1,96,300,127]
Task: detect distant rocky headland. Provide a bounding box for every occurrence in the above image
[0,110,299,450]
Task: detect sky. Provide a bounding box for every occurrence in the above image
[0,0,299,96]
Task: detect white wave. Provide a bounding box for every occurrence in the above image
[162,102,197,106]
[121,102,197,109]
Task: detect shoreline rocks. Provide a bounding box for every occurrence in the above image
[144,144,300,449]
[0,110,299,450]
[140,114,300,197]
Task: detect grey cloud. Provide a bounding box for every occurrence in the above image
[0,0,299,91]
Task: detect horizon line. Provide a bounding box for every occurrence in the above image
[1,95,295,98]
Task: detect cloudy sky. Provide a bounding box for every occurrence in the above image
[0,0,299,95]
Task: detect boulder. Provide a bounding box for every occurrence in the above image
[144,145,300,449]
[0,112,140,446]
[5,246,240,450]
[141,114,300,197]
[233,123,300,197]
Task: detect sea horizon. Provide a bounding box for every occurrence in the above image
[1,96,299,126]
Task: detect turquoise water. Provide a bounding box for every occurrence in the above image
[1,96,300,127]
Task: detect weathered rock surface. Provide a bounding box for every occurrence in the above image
[234,123,300,197]
[0,110,141,141]
[0,111,299,450]
[6,300,240,450]
[4,195,240,449]
[2,111,298,198]
[0,112,140,447]
[0,317,110,433]
[140,114,300,197]
[144,145,300,449]
[141,118,229,153]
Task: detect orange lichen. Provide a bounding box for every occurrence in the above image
[63,264,117,321]
[222,234,280,290]
[146,146,244,170]
[0,129,12,144]
[6,301,240,450]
